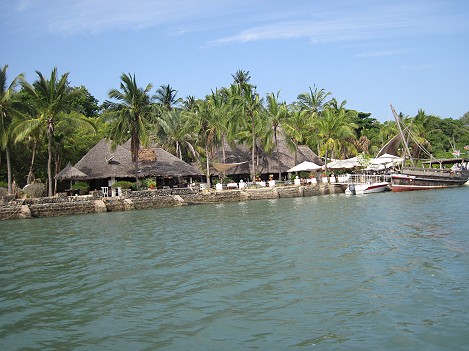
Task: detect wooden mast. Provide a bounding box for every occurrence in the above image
[390,103,414,167]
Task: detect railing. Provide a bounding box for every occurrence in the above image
[348,174,390,184]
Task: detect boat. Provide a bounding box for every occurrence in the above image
[391,159,469,191]
[345,174,391,195]
[389,104,469,192]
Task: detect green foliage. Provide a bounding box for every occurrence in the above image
[67,86,100,117]
[71,181,89,194]
[132,178,156,190]
[0,181,7,188]
[222,177,234,184]
[113,181,133,189]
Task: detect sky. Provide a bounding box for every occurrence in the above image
[1,0,469,122]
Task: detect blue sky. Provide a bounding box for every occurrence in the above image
[1,0,468,121]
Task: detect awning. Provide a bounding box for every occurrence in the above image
[210,161,247,172]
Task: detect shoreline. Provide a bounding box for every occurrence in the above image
[0,184,346,221]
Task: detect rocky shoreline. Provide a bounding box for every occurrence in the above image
[0,184,346,221]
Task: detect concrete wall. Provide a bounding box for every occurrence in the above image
[0,184,346,221]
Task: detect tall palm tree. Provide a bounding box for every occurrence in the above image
[315,105,358,170]
[0,65,24,193]
[265,91,288,178]
[283,109,312,166]
[19,67,72,196]
[231,83,264,181]
[104,73,154,182]
[183,98,220,187]
[154,108,196,160]
[297,85,331,115]
[231,69,251,88]
[154,84,181,112]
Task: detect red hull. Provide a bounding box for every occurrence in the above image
[391,172,468,192]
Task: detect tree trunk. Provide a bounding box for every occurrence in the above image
[205,144,211,187]
[176,141,181,159]
[275,132,281,179]
[251,114,256,182]
[294,141,298,167]
[54,151,61,195]
[47,132,53,196]
[27,139,37,184]
[6,144,12,194]
[131,132,140,182]
[222,135,226,178]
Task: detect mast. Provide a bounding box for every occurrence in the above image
[390,103,414,167]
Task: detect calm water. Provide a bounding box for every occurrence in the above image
[1,188,469,350]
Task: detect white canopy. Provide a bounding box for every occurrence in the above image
[287,161,323,172]
[327,157,360,169]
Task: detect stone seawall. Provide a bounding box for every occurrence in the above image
[0,184,346,221]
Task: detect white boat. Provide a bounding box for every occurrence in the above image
[345,174,391,195]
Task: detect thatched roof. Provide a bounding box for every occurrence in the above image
[139,148,157,163]
[139,148,203,177]
[211,130,323,175]
[75,139,135,179]
[56,162,88,180]
[73,139,202,180]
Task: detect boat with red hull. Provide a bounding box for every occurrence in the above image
[388,103,469,192]
[391,162,469,192]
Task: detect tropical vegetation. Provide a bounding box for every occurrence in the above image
[1,64,469,196]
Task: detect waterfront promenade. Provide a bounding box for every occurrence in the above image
[0,183,346,221]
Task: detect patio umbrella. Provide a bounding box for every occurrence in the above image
[287,161,323,172]
[327,157,359,169]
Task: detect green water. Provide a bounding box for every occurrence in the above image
[1,189,469,350]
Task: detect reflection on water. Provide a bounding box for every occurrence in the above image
[1,188,469,350]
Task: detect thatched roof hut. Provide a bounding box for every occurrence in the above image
[56,162,88,181]
[211,130,323,176]
[71,139,202,182]
[74,139,135,179]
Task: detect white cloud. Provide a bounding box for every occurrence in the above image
[356,50,406,58]
[401,63,439,71]
[5,0,468,43]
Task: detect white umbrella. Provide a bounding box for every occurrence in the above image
[287,161,323,172]
[327,157,359,169]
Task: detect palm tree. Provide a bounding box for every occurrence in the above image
[154,84,181,112]
[265,91,288,178]
[206,89,231,164]
[232,69,252,88]
[18,67,72,196]
[0,65,24,193]
[297,85,331,115]
[104,73,154,182]
[282,108,312,166]
[183,98,220,187]
[315,104,358,170]
[154,108,196,160]
[231,83,264,181]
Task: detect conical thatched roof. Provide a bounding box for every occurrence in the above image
[56,162,88,180]
[74,139,202,180]
[211,129,323,175]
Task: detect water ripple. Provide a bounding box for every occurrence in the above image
[1,189,469,350]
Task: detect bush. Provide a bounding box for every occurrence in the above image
[71,181,89,195]
[113,181,133,189]
[132,178,156,189]
[23,180,46,198]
